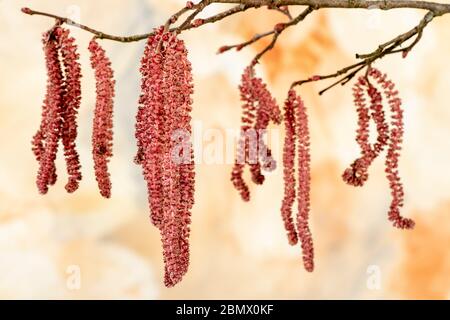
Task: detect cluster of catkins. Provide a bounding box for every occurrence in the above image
[33,25,114,197]
[231,66,314,271]
[32,22,414,288]
[231,67,415,272]
[32,26,83,194]
[343,68,414,229]
[135,27,195,287]
[33,25,195,287]
[231,65,282,201]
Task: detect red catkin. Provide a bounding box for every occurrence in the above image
[231,66,256,201]
[369,68,415,229]
[58,27,82,193]
[281,90,314,270]
[137,27,195,287]
[33,26,82,194]
[33,28,64,194]
[231,65,281,200]
[281,90,299,246]
[345,68,414,230]
[294,91,314,272]
[162,34,195,287]
[343,75,389,187]
[342,78,371,186]
[251,70,282,179]
[136,27,165,227]
[89,38,115,198]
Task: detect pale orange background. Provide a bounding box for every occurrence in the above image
[0,0,449,299]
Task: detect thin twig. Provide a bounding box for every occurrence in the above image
[268,4,293,19]
[218,30,275,53]
[21,3,253,42]
[217,4,294,54]
[253,5,314,63]
[21,0,450,95]
[22,1,450,43]
[291,11,434,94]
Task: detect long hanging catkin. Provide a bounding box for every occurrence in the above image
[89,38,115,198]
[135,27,165,228]
[369,68,415,229]
[281,90,299,246]
[282,89,314,272]
[160,33,195,287]
[59,27,82,193]
[136,27,195,287]
[295,92,314,272]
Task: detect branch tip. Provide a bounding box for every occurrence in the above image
[21,7,32,15]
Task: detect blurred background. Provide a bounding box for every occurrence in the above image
[0,0,449,299]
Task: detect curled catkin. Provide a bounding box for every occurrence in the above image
[231,65,281,200]
[281,90,298,246]
[342,78,371,186]
[345,68,414,230]
[137,28,195,287]
[294,91,314,272]
[250,73,281,183]
[369,68,415,229]
[343,76,388,187]
[89,38,115,198]
[231,66,256,201]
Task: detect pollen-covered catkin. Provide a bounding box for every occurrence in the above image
[345,68,414,230]
[137,27,195,287]
[231,65,281,200]
[34,28,64,194]
[281,89,314,271]
[281,90,299,246]
[369,68,415,229]
[89,38,115,198]
[58,27,82,193]
[33,26,82,194]
[295,92,314,272]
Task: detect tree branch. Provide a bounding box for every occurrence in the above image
[291,10,434,94]
[21,2,255,42]
[211,1,450,15]
[252,5,314,63]
[21,0,450,95]
[22,1,450,42]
